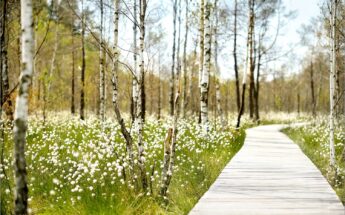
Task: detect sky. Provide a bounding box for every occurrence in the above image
[110,0,324,80]
[218,0,322,79]
[277,0,322,74]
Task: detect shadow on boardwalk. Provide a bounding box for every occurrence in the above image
[189,125,345,215]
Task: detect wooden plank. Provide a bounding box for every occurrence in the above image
[189,125,344,215]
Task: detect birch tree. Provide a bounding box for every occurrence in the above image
[111,0,135,177]
[160,80,181,198]
[248,1,256,120]
[99,0,105,122]
[13,0,34,213]
[329,0,337,167]
[44,0,60,123]
[1,0,13,122]
[200,0,211,132]
[131,0,138,123]
[80,0,86,120]
[71,21,75,114]
[310,59,316,117]
[176,0,182,107]
[137,0,148,189]
[213,0,224,125]
[161,28,182,199]
[253,0,281,122]
[237,0,254,128]
[0,0,6,86]
[198,0,205,122]
[182,0,189,118]
[158,53,162,119]
[233,0,241,113]
[169,0,178,116]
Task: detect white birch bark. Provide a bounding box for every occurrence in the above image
[111,0,134,173]
[99,0,105,122]
[200,0,211,132]
[161,50,182,198]
[169,0,178,116]
[13,0,34,213]
[137,0,148,190]
[44,7,59,122]
[329,0,336,167]
[176,0,182,83]
[199,0,205,88]
[132,0,138,124]
[182,0,189,118]
[213,0,224,126]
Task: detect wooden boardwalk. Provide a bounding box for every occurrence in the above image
[189,125,344,215]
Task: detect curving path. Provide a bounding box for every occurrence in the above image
[189,124,344,215]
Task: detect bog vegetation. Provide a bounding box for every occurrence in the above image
[0,0,344,214]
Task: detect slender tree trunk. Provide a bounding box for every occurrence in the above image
[254,37,262,122]
[111,0,134,177]
[160,36,182,199]
[160,84,181,198]
[71,26,75,115]
[316,58,323,111]
[44,2,59,123]
[149,61,154,115]
[200,0,211,132]
[48,9,59,92]
[0,1,2,87]
[158,53,161,120]
[13,0,34,213]
[248,0,255,120]
[80,1,86,120]
[254,53,261,122]
[233,0,240,113]
[213,0,224,125]
[335,33,340,117]
[310,60,316,117]
[137,0,148,190]
[176,0,182,116]
[297,92,300,116]
[188,40,197,116]
[329,0,336,167]
[237,0,254,128]
[198,0,205,123]
[1,0,13,122]
[182,0,189,118]
[131,0,138,123]
[99,0,105,122]
[169,0,178,116]
[160,127,172,197]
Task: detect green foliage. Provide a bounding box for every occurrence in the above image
[0,114,245,214]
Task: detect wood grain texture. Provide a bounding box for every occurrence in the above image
[189,125,344,215]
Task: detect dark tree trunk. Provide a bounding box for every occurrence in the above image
[254,45,262,122]
[71,26,75,115]
[310,60,316,117]
[236,83,246,128]
[80,6,86,120]
[1,0,13,121]
[297,92,300,116]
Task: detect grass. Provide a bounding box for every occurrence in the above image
[283,118,345,204]
[0,114,246,214]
